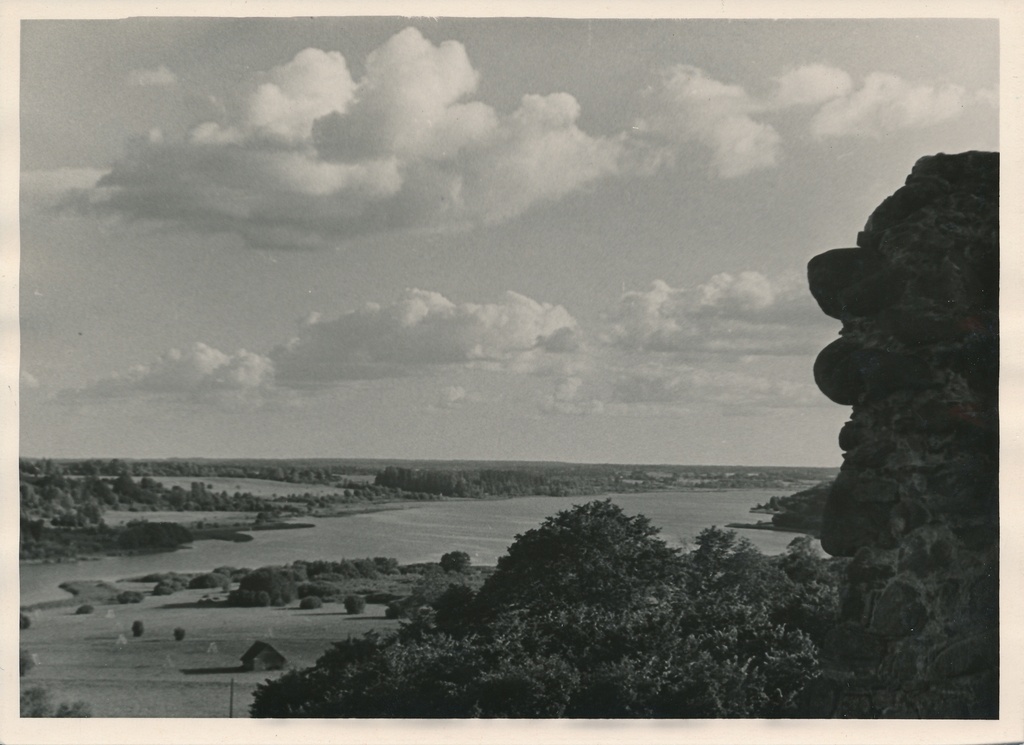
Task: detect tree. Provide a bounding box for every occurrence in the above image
[231,567,297,607]
[440,551,471,573]
[300,596,323,610]
[20,612,31,630]
[131,620,144,637]
[173,627,186,641]
[250,502,826,718]
[474,499,684,616]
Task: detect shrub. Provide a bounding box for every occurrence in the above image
[173,627,186,641]
[20,649,34,677]
[117,590,144,604]
[75,604,94,615]
[20,612,31,630]
[299,596,323,610]
[188,572,231,590]
[21,686,92,718]
[257,591,271,607]
[440,551,471,573]
[297,581,342,600]
[118,521,193,550]
[236,567,296,606]
[152,582,176,596]
[131,620,144,637]
[343,595,366,615]
[385,600,407,619]
[54,701,93,717]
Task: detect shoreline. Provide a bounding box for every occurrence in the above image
[727,520,817,538]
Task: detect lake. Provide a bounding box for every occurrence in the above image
[20,489,807,606]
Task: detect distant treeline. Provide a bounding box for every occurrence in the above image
[375,466,603,498]
[28,457,836,490]
[27,458,350,485]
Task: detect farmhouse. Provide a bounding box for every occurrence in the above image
[240,641,286,671]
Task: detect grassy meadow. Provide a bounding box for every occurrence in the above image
[20,584,400,717]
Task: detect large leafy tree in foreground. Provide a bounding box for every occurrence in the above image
[252,500,833,718]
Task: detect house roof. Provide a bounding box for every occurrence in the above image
[240,641,285,662]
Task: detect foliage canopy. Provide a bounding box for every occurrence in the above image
[252,501,837,718]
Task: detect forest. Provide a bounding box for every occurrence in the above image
[249,501,844,717]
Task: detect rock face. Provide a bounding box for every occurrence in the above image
[807,152,998,718]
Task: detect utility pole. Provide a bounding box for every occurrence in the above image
[229,677,235,718]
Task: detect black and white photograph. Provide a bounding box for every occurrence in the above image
[3,2,1020,742]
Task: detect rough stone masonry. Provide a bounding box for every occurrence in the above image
[807,151,998,718]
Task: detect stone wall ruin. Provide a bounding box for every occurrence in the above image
[806,151,999,718]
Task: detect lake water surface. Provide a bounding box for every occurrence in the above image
[21,489,806,606]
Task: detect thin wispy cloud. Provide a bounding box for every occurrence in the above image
[128,64,178,87]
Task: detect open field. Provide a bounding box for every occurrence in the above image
[20,586,400,717]
[152,476,371,497]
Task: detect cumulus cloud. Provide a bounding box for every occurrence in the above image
[272,288,581,386]
[635,63,988,176]
[63,343,275,402]
[810,72,978,138]
[128,64,178,87]
[606,272,830,357]
[45,42,992,243]
[64,27,622,249]
[773,64,853,107]
[635,65,781,178]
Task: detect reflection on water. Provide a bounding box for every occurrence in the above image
[21,490,808,605]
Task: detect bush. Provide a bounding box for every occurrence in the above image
[235,567,296,607]
[20,649,34,677]
[299,596,323,610]
[117,590,144,604]
[188,572,231,590]
[152,582,176,596]
[75,604,94,615]
[173,627,186,641]
[440,551,471,573]
[385,600,407,619]
[118,521,193,550]
[20,612,31,630]
[21,686,92,718]
[297,581,342,600]
[343,595,366,615]
[131,620,144,637]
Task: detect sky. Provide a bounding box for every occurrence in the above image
[13,14,1000,466]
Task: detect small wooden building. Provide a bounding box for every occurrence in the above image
[240,641,286,671]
